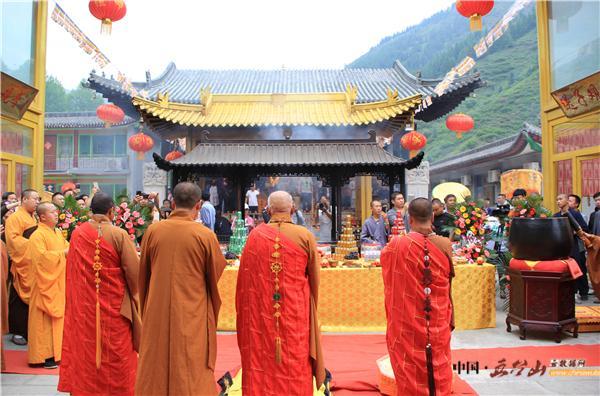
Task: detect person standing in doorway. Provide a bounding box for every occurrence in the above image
[246,184,260,214]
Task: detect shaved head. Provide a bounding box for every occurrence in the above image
[173,182,202,209]
[408,197,433,223]
[36,202,56,217]
[268,191,293,213]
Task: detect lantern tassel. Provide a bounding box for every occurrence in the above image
[470,14,482,31]
[101,18,112,35]
[409,150,418,158]
[136,152,144,160]
[456,132,463,139]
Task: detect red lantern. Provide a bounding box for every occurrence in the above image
[446,113,475,139]
[165,150,184,162]
[89,0,127,35]
[128,132,154,160]
[401,130,427,158]
[96,103,125,128]
[456,0,494,31]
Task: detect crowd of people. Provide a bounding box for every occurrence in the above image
[0,183,599,395]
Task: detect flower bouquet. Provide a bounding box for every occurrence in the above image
[453,234,491,265]
[452,201,487,237]
[114,201,153,242]
[506,195,553,231]
[57,196,90,240]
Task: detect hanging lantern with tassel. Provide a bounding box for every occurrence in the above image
[96,103,125,128]
[446,113,475,139]
[401,130,427,158]
[456,0,494,31]
[128,123,154,160]
[89,0,127,35]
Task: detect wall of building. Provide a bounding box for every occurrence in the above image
[0,1,47,195]
[536,1,600,219]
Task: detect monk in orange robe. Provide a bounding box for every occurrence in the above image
[136,182,226,396]
[236,191,325,395]
[58,193,141,396]
[1,240,9,371]
[28,203,69,368]
[5,189,39,344]
[381,198,454,396]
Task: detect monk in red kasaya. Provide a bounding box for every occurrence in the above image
[58,193,141,396]
[381,198,454,396]
[236,191,325,395]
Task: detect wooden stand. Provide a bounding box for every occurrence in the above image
[506,268,578,343]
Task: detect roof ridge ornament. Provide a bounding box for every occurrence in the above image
[345,84,358,113]
[157,91,169,107]
[386,88,399,104]
[200,86,212,115]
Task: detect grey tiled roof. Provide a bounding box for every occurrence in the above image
[430,123,541,172]
[89,61,480,105]
[45,111,136,129]
[155,140,417,168]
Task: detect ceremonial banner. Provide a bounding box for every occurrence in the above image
[455,57,476,77]
[51,4,110,68]
[0,72,38,120]
[473,0,534,58]
[50,3,142,98]
[551,71,600,118]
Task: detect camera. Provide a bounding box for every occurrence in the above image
[318,202,325,211]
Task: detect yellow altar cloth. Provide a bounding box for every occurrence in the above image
[451,263,497,330]
[217,263,496,332]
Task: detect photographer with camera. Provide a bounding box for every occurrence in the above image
[313,196,332,242]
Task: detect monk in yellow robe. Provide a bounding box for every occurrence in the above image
[236,191,325,395]
[27,203,69,368]
[5,189,39,344]
[136,182,226,396]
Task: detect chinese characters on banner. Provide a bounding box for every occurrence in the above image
[473,0,534,58]
[50,3,147,99]
[551,71,600,118]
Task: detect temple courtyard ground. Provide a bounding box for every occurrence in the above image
[2,295,599,395]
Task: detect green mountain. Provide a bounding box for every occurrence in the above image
[348,2,540,163]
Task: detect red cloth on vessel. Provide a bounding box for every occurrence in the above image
[509,258,582,279]
[58,222,137,396]
[381,232,453,396]
[236,223,312,395]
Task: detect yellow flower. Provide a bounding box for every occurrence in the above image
[479,229,485,235]
[470,226,476,233]
[463,213,469,218]
[59,214,66,220]
[62,230,68,238]
[465,219,471,224]
[455,229,461,235]
[460,206,466,212]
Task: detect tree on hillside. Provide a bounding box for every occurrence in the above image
[45,76,68,112]
[67,81,104,111]
[45,76,104,112]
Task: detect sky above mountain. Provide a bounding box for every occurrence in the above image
[46,0,456,88]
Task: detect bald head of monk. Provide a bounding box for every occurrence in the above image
[408,197,434,233]
[36,202,59,228]
[172,182,202,218]
[267,191,293,216]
